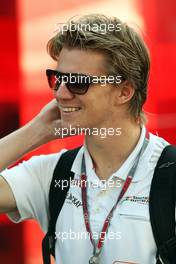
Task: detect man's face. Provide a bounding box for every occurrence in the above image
[54,47,119,130]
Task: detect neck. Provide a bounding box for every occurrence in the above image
[85,122,142,180]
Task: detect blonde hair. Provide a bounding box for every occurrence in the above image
[47,14,150,124]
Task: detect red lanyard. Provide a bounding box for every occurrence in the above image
[81,173,132,251]
[81,129,149,256]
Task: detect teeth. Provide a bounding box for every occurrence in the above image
[62,107,81,112]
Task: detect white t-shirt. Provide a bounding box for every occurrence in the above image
[1,126,169,264]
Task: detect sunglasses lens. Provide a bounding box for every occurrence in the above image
[66,75,90,94]
[46,70,61,90]
[66,82,89,94]
[46,70,91,94]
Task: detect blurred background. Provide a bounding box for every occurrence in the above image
[0,0,176,263]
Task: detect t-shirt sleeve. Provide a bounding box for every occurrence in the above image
[0,149,67,232]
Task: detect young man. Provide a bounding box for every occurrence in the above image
[0,14,170,264]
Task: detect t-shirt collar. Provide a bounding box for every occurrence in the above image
[71,125,153,182]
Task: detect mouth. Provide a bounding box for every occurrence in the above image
[59,106,82,114]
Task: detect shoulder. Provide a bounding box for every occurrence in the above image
[148,132,170,167]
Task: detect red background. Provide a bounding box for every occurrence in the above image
[0,0,176,263]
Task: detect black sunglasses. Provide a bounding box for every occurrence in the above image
[46,69,123,95]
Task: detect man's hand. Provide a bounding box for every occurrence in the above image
[0,99,73,172]
[35,99,63,141]
[35,99,79,140]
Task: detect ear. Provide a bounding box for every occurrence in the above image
[115,81,135,105]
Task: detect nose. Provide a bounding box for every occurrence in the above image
[54,81,74,100]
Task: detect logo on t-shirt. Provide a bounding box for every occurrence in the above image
[66,192,82,208]
[122,196,149,205]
